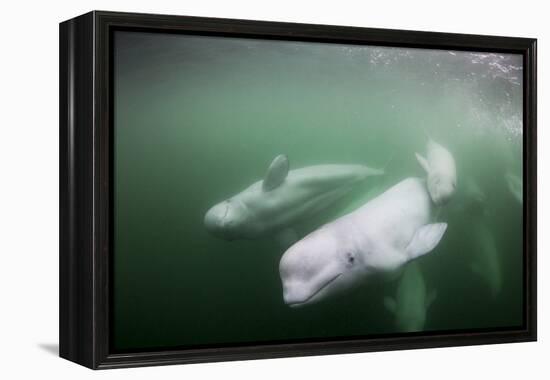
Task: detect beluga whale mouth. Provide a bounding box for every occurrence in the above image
[204,201,229,230]
[284,274,342,307]
[279,226,360,307]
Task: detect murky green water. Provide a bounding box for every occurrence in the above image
[113,31,523,351]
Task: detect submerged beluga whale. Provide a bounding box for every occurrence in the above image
[383,262,437,332]
[416,139,457,206]
[204,155,384,242]
[279,177,447,307]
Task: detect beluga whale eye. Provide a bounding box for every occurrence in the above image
[345,252,356,266]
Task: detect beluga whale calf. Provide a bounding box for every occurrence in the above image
[279,177,447,307]
[415,139,457,205]
[204,154,384,242]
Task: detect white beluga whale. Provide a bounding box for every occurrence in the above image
[383,262,437,332]
[204,154,384,242]
[505,172,523,205]
[279,177,447,307]
[415,139,457,205]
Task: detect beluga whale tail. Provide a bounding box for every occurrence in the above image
[204,154,384,242]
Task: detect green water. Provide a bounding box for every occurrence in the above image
[113,31,523,351]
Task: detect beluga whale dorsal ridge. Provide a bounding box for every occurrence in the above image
[262,154,290,191]
[279,177,447,307]
[416,139,457,206]
[204,154,384,241]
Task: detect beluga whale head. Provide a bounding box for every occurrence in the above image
[204,199,251,240]
[279,227,366,307]
[426,172,455,206]
[204,154,291,240]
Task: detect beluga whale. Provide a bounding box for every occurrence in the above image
[204,154,384,242]
[415,139,457,205]
[279,177,447,307]
[383,262,437,332]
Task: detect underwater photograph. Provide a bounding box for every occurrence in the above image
[112,30,524,352]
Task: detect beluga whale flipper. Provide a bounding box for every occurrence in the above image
[279,177,447,307]
[383,262,437,332]
[416,139,457,205]
[204,154,384,242]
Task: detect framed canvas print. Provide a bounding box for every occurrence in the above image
[59,11,537,369]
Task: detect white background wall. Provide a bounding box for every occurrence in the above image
[0,0,547,378]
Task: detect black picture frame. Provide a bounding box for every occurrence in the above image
[59,10,537,369]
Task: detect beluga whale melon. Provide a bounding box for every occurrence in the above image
[416,139,457,205]
[204,154,384,242]
[279,177,447,307]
